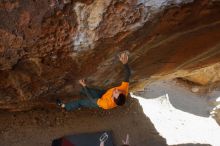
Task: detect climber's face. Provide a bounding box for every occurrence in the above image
[112,88,122,99]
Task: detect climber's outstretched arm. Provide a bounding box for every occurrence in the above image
[119,52,131,82]
[79,79,97,104]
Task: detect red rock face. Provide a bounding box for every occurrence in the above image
[0,0,220,111]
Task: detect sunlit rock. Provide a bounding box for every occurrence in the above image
[0,0,220,111]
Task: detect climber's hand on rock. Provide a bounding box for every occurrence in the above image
[79,79,86,87]
[119,52,128,64]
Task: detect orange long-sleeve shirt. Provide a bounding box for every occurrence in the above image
[97,82,129,109]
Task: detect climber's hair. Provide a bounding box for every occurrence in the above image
[114,93,126,106]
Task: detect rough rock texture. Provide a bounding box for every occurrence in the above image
[214,109,220,125]
[0,0,220,111]
[180,63,220,86]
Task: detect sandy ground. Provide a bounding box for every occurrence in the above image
[135,80,218,117]
[133,80,220,146]
[0,98,167,146]
[0,80,219,146]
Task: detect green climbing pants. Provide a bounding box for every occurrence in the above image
[65,87,106,111]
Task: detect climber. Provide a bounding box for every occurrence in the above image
[56,51,131,110]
